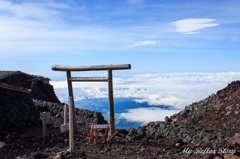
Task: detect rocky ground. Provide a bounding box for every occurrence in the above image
[0,115,240,159]
[172,81,240,137]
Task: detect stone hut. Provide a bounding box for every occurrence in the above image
[0,71,59,103]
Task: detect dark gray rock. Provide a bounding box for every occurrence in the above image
[145,125,153,132]
[183,135,192,143]
[169,130,177,138]
[159,123,166,129]
[153,122,160,129]
[180,128,187,134]
[137,127,145,136]
[162,128,169,137]
[202,136,210,143]
[173,126,180,133]
[187,128,196,136]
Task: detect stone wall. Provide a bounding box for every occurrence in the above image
[0,88,41,132]
[127,122,225,145]
[32,99,107,125]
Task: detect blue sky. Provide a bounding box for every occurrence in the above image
[0,0,240,79]
[1,0,240,122]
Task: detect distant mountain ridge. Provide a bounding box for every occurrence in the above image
[170,81,240,136]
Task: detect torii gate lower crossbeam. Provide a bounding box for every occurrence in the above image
[52,64,131,153]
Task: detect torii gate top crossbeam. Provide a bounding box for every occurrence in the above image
[52,64,131,71]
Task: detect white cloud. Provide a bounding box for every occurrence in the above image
[120,107,180,124]
[174,19,219,34]
[0,0,70,21]
[51,72,240,108]
[0,0,126,57]
[132,41,156,46]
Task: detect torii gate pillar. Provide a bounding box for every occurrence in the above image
[108,69,115,135]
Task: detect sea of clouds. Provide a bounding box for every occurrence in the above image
[51,72,240,123]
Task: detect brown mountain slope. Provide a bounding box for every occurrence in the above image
[171,81,240,136]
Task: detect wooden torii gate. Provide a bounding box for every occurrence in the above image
[52,64,131,152]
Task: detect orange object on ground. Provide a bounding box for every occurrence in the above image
[88,124,110,144]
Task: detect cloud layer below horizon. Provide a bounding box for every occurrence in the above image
[119,107,180,124]
[51,72,240,108]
